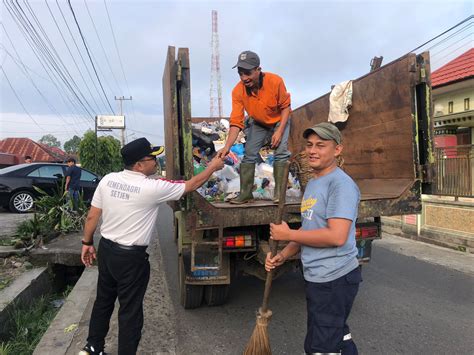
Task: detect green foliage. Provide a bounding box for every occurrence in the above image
[63,135,82,154]
[33,183,87,234]
[0,287,73,354]
[79,130,123,176]
[38,134,61,148]
[14,182,87,248]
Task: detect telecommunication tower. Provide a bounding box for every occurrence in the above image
[210,10,223,118]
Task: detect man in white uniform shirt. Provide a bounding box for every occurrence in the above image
[79,137,224,355]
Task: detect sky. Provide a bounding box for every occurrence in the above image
[0,0,472,147]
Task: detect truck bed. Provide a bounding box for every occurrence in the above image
[163,47,433,226]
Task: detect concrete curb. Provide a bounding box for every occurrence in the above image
[0,267,51,339]
[33,267,98,355]
[379,233,474,276]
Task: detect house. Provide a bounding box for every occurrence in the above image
[432,47,474,147]
[0,137,68,166]
[382,48,474,253]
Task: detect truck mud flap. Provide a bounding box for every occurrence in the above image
[181,249,230,285]
[357,239,373,264]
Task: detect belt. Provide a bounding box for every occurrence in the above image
[101,237,147,251]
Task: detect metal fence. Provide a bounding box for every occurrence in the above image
[433,144,474,197]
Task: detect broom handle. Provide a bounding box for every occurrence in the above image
[261,162,290,313]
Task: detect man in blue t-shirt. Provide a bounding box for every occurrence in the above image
[65,157,82,210]
[266,122,362,355]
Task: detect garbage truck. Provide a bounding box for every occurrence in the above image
[163,46,434,308]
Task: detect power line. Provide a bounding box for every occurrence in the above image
[409,15,473,53]
[44,0,103,114]
[1,64,44,131]
[84,0,123,96]
[5,0,96,122]
[54,0,109,114]
[67,0,115,114]
[0,46,83,136]
[2,4,91,126]
[426,22,473,51]
[1,14,91,126]
[431,32,473,58]
[103,0,137,125]
[432,39,473,65]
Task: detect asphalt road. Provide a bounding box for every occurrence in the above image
[157,204,474,355]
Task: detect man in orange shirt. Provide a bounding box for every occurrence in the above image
[217,51,291,204]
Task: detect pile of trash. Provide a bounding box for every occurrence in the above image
[192,119,302,203]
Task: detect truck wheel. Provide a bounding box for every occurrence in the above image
[204,285,229,306]
[179,255,203,309]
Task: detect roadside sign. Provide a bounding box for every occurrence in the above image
[96,115,125,129]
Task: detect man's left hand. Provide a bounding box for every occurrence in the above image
[271,130,283,149]
[270,221,291,241]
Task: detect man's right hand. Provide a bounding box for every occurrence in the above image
[265,252,286,272]
[81,245,96,267]
[216,147,230,159]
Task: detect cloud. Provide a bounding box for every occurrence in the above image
[1,0,472,142]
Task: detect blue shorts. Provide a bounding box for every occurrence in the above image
[304,266,362,354]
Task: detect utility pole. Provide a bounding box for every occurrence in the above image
[114,96,132,146]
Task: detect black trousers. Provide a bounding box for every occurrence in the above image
[87,238,150,355]
[304,266,362,355]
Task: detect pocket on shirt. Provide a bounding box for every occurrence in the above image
[264,97,279,114]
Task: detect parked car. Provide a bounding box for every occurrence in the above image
[0,163,100,213]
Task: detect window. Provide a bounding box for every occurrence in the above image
[80,170,97,182]
[28,165,64,178]
[448,101,453,113]
[465,98,470,111]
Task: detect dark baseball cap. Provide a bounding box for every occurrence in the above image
[121,137,164,165]
[232,50,260,70]
[303,122,342,145]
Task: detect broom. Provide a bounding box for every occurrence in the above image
[243,162,290,355]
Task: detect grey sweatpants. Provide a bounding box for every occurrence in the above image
[241,117,291,164]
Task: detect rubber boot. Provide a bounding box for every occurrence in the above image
[230,163,255,204]
[272,160,288,203]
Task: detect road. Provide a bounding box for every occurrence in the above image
[157,204,474,355]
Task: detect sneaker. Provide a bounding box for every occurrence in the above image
[78,343,107,355]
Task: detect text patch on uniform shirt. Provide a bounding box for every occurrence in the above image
[107,180,141,200]
[301,197,317,221]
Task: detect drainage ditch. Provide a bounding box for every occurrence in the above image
[0,264,84,354]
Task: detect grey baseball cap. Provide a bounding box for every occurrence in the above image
[303,122,342,145]
[232,51,260,70]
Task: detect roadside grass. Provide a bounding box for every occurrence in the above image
[0,286,72,355]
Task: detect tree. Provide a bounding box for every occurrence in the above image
[64,135,82,154]
[39,134,61,148]
[79,130,122,176]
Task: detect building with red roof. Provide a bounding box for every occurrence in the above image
[431,48,473,147]
[0,137,68,167]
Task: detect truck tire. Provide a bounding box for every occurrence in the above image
[204,285,229,306]
[179,255,203,309]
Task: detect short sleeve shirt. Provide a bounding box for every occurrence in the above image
[229,72,291,129]
[65,165,81,190]
[300,168,360,282]
[91,170,185,246]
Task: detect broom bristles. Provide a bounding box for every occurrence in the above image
[243,308,273,355]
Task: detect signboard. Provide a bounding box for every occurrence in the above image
[96,115,125,129]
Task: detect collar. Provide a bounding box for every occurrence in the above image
[122,169,146,178]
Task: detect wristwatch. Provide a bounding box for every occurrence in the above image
[81,239,93,246]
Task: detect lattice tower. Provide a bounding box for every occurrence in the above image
[210,10,223,118]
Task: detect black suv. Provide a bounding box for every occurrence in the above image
[0,163,100,213]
